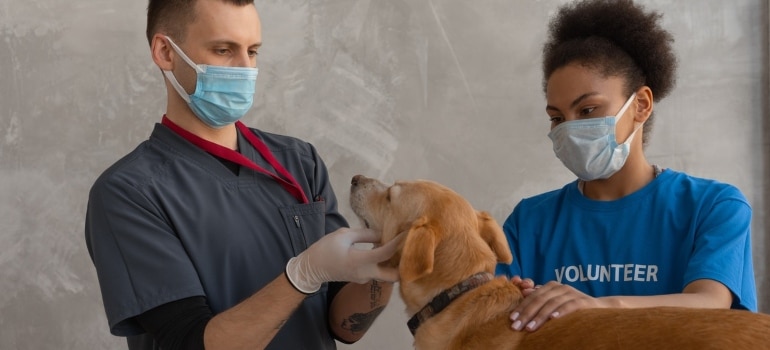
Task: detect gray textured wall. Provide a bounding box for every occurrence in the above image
[0,0,767,349]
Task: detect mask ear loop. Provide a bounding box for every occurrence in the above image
[162,36,204,104]
[164,36,205,74]
[614,92,637,123]
[615,92,644,146]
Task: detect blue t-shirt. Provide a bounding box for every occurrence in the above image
[496,169,757,311]
[86,124,348,349]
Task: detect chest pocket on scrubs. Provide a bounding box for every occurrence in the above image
[279,201,327,256]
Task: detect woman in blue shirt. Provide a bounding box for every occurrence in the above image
[496,0,757,333]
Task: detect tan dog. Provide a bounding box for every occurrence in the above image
[349,175,770,350]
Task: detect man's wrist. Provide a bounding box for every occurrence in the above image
[284,257,321,295]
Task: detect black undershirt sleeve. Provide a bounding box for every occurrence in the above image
[134,296,213,350]
[327,281,353,343]
[327,281,348,309]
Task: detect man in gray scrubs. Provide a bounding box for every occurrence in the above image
[84,0,400,349]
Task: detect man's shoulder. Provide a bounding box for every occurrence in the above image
[90,139,171,195]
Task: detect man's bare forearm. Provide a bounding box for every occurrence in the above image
[329,280,394,343]
[203,274,306,350]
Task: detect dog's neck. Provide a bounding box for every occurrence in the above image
[407,272,493,335]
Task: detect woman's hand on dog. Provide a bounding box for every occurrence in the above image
[510,276,537,296]
[509,279,613,332]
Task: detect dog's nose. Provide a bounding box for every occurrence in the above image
[351,175,364,186]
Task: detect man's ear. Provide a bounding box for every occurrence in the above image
[399,216,440,283]
[633,86,654,123]
[477,211,512,264]
[150,33,174,71]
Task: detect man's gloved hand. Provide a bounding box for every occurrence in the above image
[285,227,402,294]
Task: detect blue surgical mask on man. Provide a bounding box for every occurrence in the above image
[548,93,641,181]
[163,36,258,128]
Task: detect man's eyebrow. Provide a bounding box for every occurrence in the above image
[205,40,262,48]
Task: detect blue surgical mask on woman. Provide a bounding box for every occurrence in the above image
[163,36,258,128]
[548,93,641,181]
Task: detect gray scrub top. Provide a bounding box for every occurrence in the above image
[86,123,348,349]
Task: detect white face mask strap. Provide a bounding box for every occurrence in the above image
[617,92,644,145]
[164,36,205,73]
[161,36,204,104]
[162,70,192,103]
[623,120,645,146]
[615,92,637,122]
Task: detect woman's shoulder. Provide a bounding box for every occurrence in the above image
[659,169,747,203]
[515,181,577,212]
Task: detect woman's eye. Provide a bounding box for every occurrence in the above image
[215,48,229,55]
[248,50,259,57]
[579,107,596,116]
[549,116,564,124]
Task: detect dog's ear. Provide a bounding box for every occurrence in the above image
[399,216,440,283]
[477,211,513,264]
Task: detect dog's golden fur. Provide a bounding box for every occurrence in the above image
[350,175,770,350]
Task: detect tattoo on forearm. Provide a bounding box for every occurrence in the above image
[340,306,385,334]
[369,281,383,309]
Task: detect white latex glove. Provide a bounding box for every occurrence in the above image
[285,227,402,294]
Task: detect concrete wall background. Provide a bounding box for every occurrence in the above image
[0,0,766,349]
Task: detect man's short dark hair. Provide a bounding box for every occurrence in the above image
[146,0,255,45]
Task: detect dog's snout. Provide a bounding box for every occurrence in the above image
[351,175,364,186]
[352,175,375,187]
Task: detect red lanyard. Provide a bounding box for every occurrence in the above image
[161,116,309,204]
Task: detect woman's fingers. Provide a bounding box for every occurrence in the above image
[510,282,597,332]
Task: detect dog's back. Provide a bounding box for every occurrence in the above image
[441,300,770,350]
[348,176,770,350]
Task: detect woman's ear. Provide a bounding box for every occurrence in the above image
[634,86,654,123]
[150,33,174,71]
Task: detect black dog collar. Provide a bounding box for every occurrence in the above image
[407,272,494,335]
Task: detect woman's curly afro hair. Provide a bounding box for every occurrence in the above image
[543,0,677,101]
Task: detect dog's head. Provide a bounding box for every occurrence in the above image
[350,175,513,312]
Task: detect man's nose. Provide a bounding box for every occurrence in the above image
[234,51,256,68]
